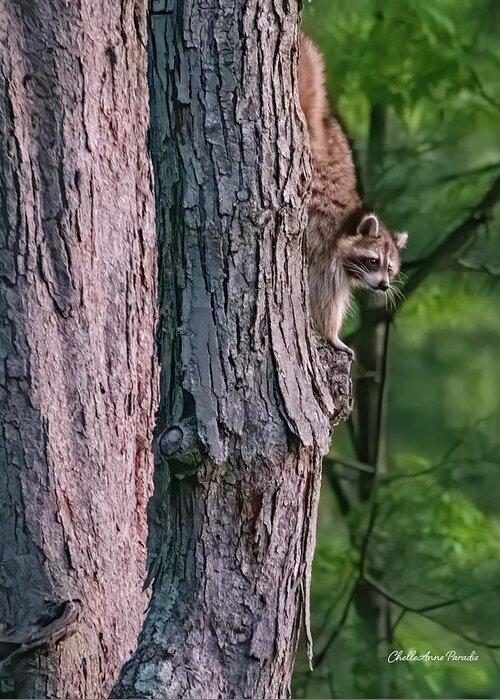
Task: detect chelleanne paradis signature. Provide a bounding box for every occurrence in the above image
[387,649,479,664]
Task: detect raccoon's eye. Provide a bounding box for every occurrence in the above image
[388,264,393,273]
[367,258,378,268]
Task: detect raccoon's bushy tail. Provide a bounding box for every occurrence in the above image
[298,33,330,160]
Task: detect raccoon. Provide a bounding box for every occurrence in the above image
[299,34,408,356]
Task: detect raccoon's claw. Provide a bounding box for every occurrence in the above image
[331,338,355,359]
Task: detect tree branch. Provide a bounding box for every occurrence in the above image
[324,464,352,515]
[396,175,500,310]
[455,258,500,277]
[432,161,500,185]
[363,573,500,615]
[324,454,375,475]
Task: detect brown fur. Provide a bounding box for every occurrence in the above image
[299,34,407,355]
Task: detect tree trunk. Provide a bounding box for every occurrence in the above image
[112,1,352,697]
[0,2,157,697]
[351,100,392,699]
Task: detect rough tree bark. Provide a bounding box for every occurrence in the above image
[0,1,157,697]
[111,0,352,698]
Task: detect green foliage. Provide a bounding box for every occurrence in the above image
[294,1,500,698]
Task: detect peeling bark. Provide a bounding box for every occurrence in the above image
[112,1,352,697]
[0,1,157,697]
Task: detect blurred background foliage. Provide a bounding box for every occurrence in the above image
[294,0,500,697]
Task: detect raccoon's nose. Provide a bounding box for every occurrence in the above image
[378,281,389,291]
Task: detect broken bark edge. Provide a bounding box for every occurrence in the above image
[316,335,354,428]
[0,600,81,674]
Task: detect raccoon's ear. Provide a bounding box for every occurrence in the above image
[395,232,408,250]
[357,213,379,237]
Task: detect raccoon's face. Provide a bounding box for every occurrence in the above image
[338,212,408,292]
